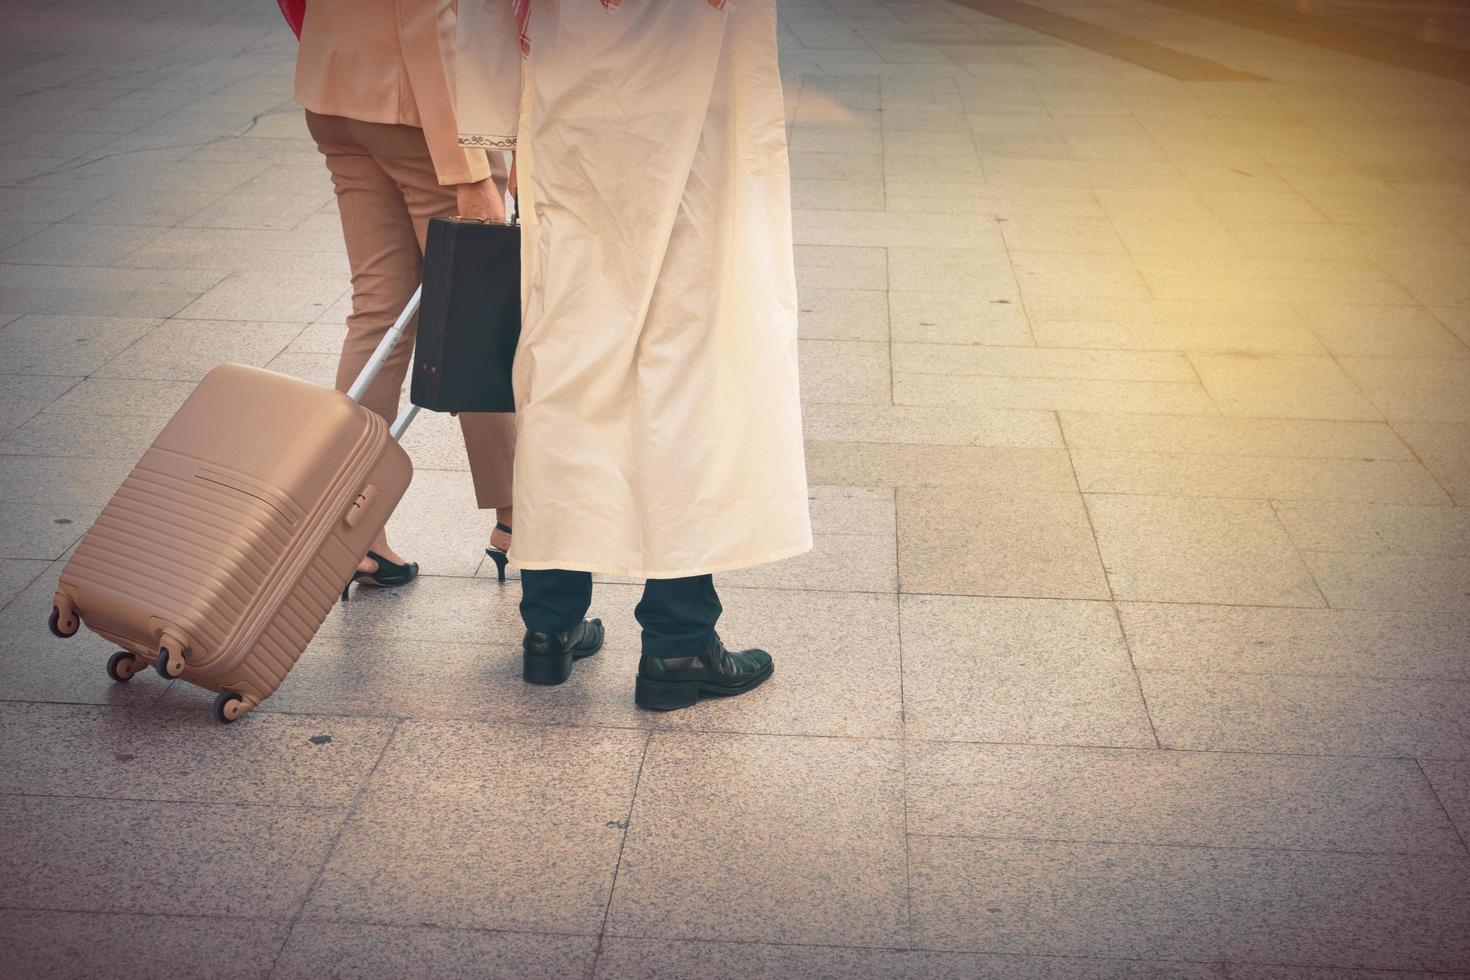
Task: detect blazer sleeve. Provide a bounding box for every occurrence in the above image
[397,0,492,185]
[455,0,522,150]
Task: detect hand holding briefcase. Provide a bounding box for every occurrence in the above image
[411,215,521,414]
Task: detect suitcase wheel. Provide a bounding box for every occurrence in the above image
[154,644,186,680]
[48,605,79,639]
[105,651,141,684]
[213,691,246,724]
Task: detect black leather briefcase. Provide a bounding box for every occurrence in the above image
[411,216,520,413]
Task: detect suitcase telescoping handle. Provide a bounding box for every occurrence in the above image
[345,285,421,441]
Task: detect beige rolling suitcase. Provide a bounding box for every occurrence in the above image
[48,290,426,723]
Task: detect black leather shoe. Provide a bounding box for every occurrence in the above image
[634,634,773,711]
[522,618,604,685]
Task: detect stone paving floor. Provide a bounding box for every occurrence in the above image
[2,0,1469,977]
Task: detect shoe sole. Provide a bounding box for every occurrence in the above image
[634,662,774,711]
[522,640,603,686]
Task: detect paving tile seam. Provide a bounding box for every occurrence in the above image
[596,925,1241,967]
[1132,666,1470,683]
[589,732,655,980]
[262,717,403,976]
[0,791,348,811]
[290,911,604,940]
[1388,419,1469,505]
[1059,415,1165,750]
[1414,758,1470,858]
[0,902,297,925]
[894,531,916,951]
[894,369,1209,388]
[1079,489,1452,508]
[904,829,1469,860]
[16,696,1462,763]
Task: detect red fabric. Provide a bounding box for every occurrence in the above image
[278,0,306,39]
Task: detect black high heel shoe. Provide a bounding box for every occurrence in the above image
[341,551,419,602]
[486,522,512,583]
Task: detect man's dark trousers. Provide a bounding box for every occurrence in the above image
[519,569,722,658]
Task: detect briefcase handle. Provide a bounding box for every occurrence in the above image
[452,194,520,227]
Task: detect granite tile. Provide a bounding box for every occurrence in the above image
[0,409,164,460]
[895,373,1217,415]
[1085,495,1322,606]
[1302,550,1470,612]
[41,376,196,418]
[1058,413,1412,460]
[0,264,223,317]
[1072,452,1448,504]
[796,244,887,290]
[0,557,48,607]
[303,721,646,934]
[1149,275,1414,307]
[1109,217,1245,257]
[791,178,884,210]
[0,794,343,917]
[0,222,165,267]
[1133,254,1394,285]
[1274,501,1470,555]
[803,402,1062,449]
[909,835,1470,968]
[0,910,288,980]
[1419,760,1470,846]
[1191,354,1383,421]
[1031,311,1324,355]
[898,487,1110,599]
[722,531,895,593]
[0,702,395,807]
[899,594,1154,747]
[1118,602,1470,681]
[1393,422,1470,504]
[0,453,134,510]
[0,314,160,376]
[1294,305,1470,359]
[911,739,1461,856]
[95,318,303,380]
[887,246,1016,295]
[888,290,1032,345]
[1341,358,1470,423]
[999,215,1124,254]
[894,343,1194,383]
[594,939,1225,980]
[800,339,891,404]
[606,732,907,947]
[174,272,348,323]
[806,485,896,536]
[271,922,596,980]
[1011,251,1149,299]
[805,441,1075,491]
[1226,967,1470,980]
[797,287,888,341]
[1141,671,1470,759]
[0,373,77,436]
[62,188,224,227]
[789,150,884,181]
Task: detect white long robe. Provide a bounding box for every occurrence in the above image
[459,0,811,578]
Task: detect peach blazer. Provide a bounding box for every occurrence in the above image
[294,0,491,186]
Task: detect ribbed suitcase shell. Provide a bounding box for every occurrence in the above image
[52,363,412,717]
